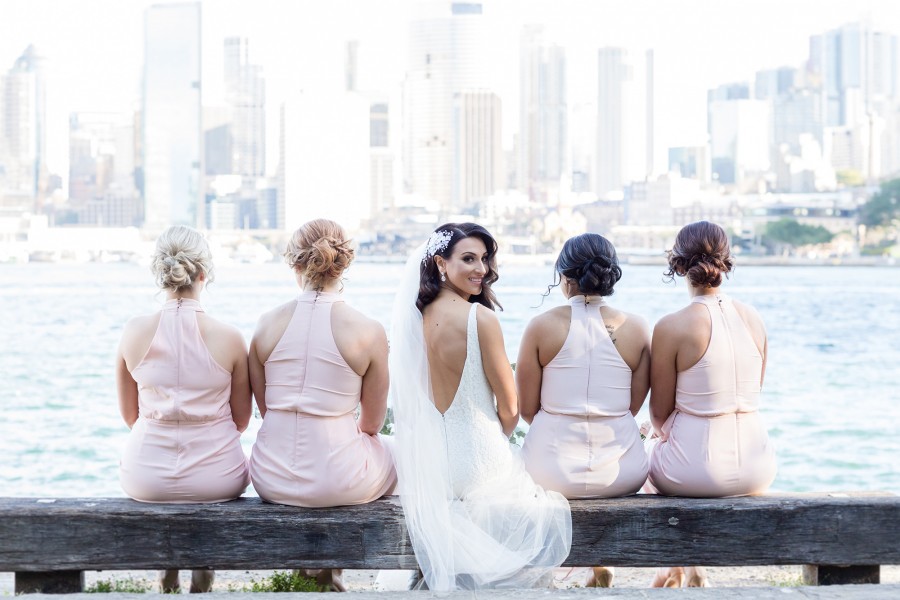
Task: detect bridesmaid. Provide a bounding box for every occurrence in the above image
[248,219,396,591]
[518,233,650,587]
[116,225,251,593]
[647,220,777,587]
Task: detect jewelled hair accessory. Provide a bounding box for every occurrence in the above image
[423,230,453,262]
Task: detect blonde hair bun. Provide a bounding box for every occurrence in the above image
[150,225,215,292]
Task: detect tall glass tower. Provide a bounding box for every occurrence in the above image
[142,2,202,231]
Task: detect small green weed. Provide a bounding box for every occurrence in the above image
[247,571,326,593]
[770,575,804,587]
[85,577,151,593]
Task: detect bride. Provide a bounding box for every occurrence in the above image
[389,222,572,591]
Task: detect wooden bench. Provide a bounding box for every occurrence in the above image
[2,494,897,594]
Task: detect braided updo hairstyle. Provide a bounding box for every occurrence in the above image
[284,219,355,290]
[150,225,214,292]
[664,220,734,288]
[550,233,622,298]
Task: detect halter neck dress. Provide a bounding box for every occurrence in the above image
[648,293,777,497]
[249,291,396,507]
[120,298,250,503]
[522,295,648,497]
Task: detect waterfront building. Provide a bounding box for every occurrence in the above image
[668,146,711,183]
[142,2,202,231]
[0,45,47,212]
[708,98,770,188]
[403,1,490,214]
[223,37,266,179]
[596,47,655,199]
[453,90,502,209]
[518,25,567,203]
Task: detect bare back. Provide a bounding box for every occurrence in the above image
[422,295,472,414]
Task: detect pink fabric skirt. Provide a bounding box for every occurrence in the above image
[120,415,249,503]
[249,409,396,508]
[648,410,777,497]
[522,410,648,498]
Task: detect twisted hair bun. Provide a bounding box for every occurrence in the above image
[284,219,355,290]
[150,226,214,292]
[555,233,622,297]
[665,221,734,288]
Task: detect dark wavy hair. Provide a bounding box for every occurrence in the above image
[664,220,734,288]
[417,222,502,313]
[545,233,622,300]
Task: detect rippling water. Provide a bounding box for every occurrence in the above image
[2,261,898,496]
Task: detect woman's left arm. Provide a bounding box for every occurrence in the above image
[115,347,139,429]
[478,307,519,437]
[228,329,252,433]
[358,324,390,436]
[649,317,678,432]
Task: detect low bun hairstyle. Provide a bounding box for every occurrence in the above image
[150,225,214,292]
[550,233,622,298]
[665,220,734,288]
[284,219,355,290]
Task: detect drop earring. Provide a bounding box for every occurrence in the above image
[440,271,446,282]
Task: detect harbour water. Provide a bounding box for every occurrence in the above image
[1,260,898,497]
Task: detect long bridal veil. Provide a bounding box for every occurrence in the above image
[389,243,572,591]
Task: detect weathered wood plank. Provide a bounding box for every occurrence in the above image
[0,495,897,571]
[18,585,900,599]
[14,571,83,594]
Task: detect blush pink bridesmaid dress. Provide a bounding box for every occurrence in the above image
[249,291,396,507]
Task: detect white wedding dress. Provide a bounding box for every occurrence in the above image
[389,246,572,591]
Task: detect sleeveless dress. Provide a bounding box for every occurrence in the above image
[648,293,777,497]
[424,303,571,588]
[120,298,250,503]
[522,295,648,498]
[249,290,396,507]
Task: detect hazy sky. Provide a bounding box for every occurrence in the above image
[2,0,899,179]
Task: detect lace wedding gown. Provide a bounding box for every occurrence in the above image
[391,297,571,591]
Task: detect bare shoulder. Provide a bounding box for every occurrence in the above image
[618,310,651,339]
[256,300,296,331]
[526,305,569,334]
[121,312,160,341]
[333,302,387,344]
[204,315,246,347]
[731,297,767,340]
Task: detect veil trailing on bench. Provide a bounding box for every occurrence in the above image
[388,242,571,591]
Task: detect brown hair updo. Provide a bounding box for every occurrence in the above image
[150,225,214,292]
[284,219,355,290]
[664,220,734,288]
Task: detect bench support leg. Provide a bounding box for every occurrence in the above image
[802,565,880,585]
[15,571,85,594]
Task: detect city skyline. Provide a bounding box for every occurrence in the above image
[3,0,900,186]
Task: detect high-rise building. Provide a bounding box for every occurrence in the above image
[142,2,202,231]
[518,25,567,203]
[223,36,266,179]
[668,146,710,183]
[369,100,394,215]
[596,47,655,198]
[773,88,823,154]
[708,98,770,186]
[809,22,899,127]
[1,45,47,208]
[403,1,490,213]
[755,67,797,100]
[453,90,502,207]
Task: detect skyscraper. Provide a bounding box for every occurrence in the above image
[223,36,265,178]
[403,1,490,213]
[453,90,502,208]
[142,2,202,231]
[708,98,770,186]
[809,22,899,127]
[518,25,567,203]
[596,47,655,198]
[1,45,47,208]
